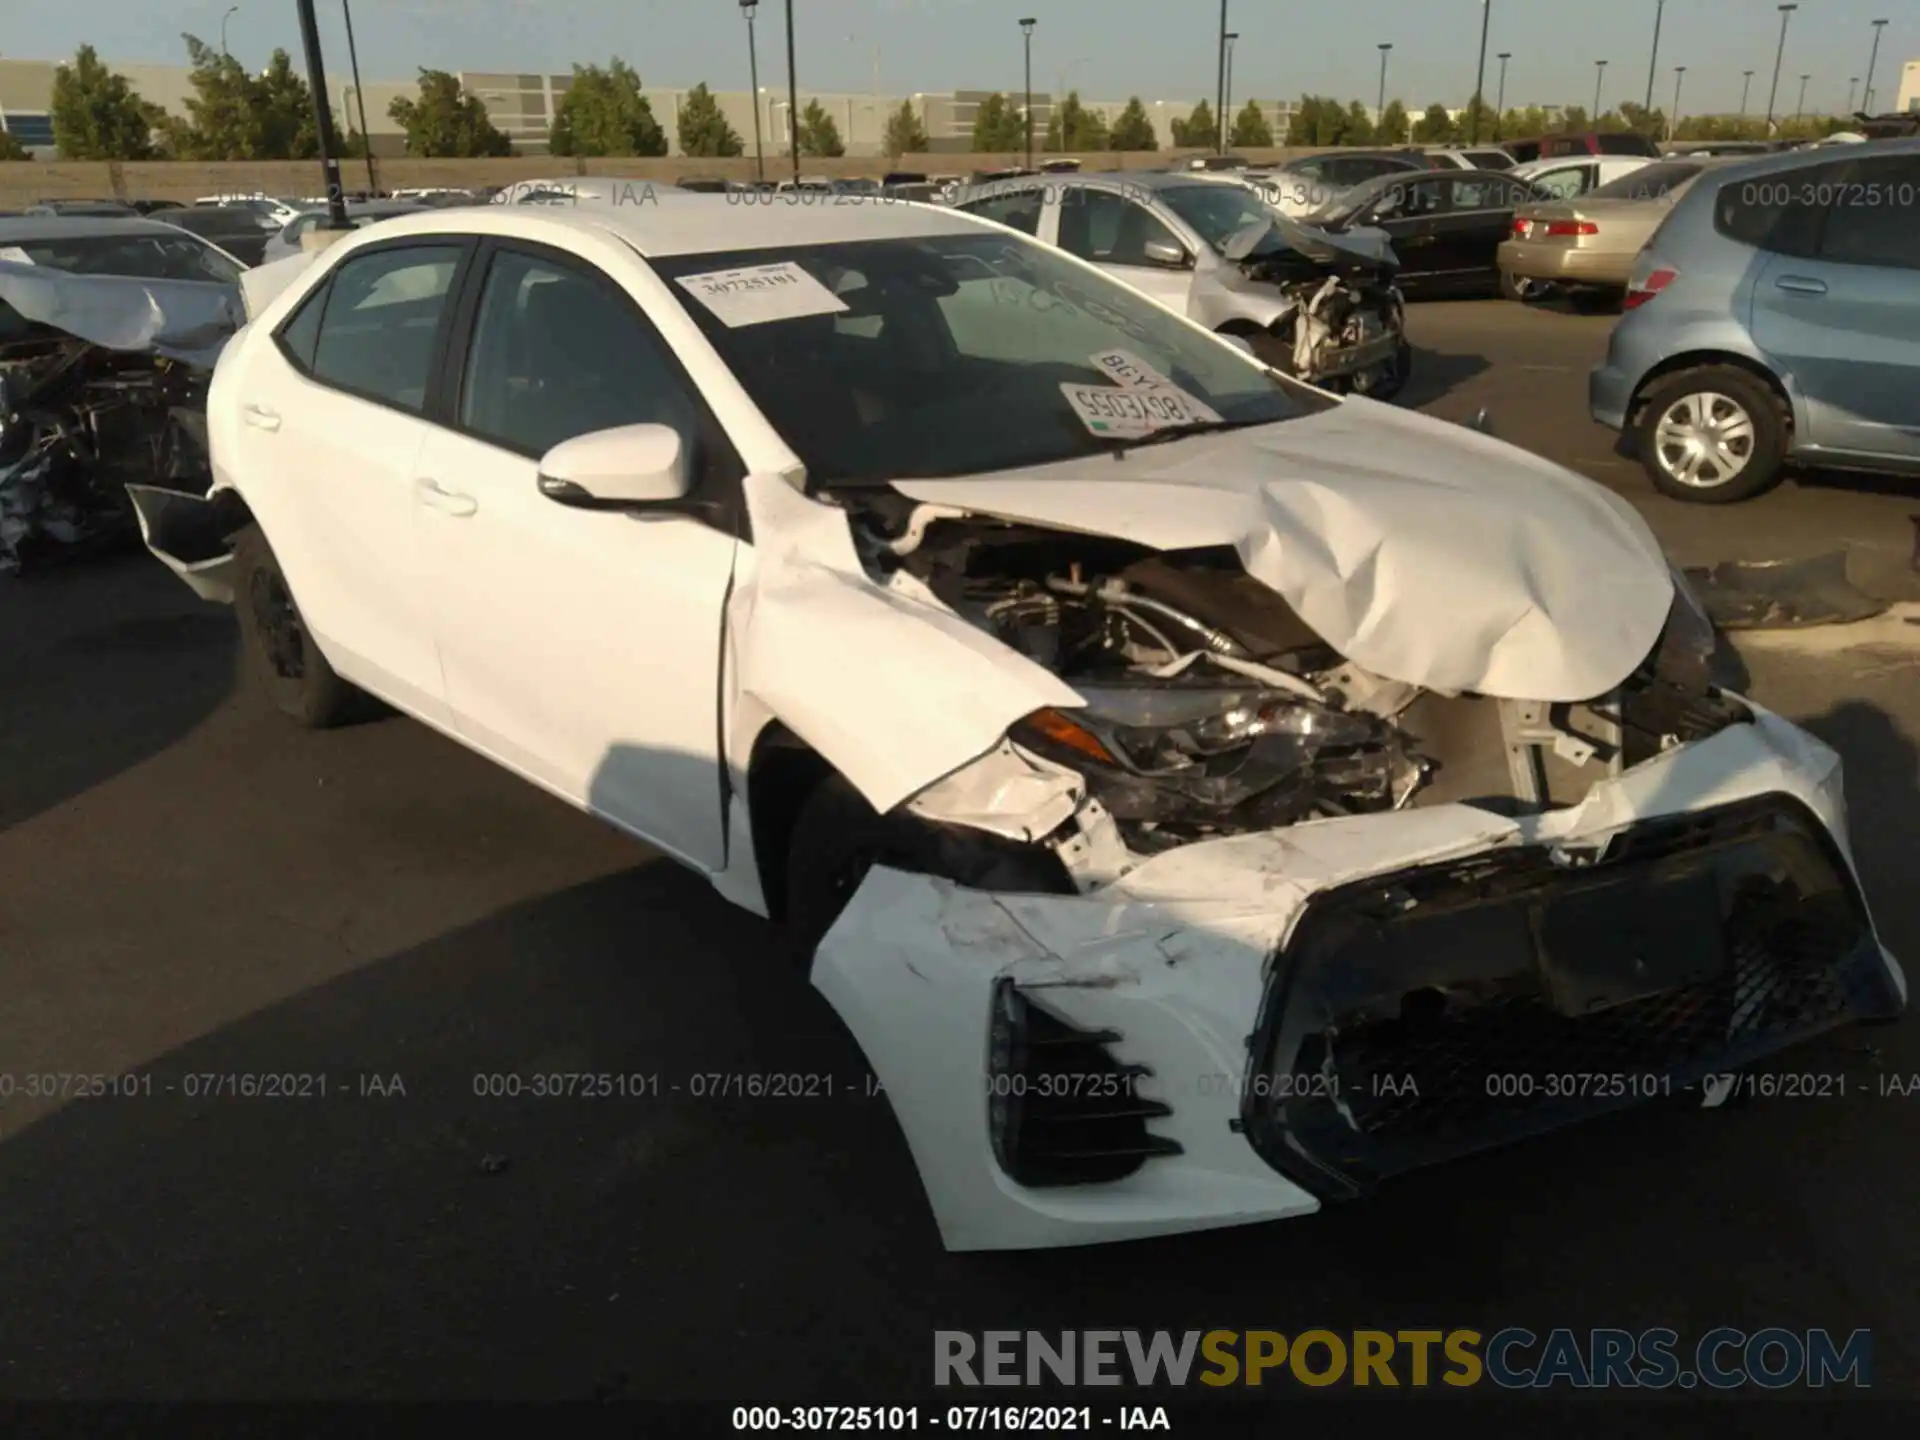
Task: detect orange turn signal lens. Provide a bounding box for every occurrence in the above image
[1021,708,1119,767]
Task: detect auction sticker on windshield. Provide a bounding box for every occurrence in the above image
[674,261,849,328]
[1089,348,1176,391]
[1060,381,1222,439]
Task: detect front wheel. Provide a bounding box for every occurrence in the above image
[1355,338,1413,402]
[1633,366,1787,504]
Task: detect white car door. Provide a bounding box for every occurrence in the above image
[1055,186,1197,316]
[410,241,741,870]
[233,239,470,723]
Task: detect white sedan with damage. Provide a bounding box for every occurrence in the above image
[135,197,1906,1251]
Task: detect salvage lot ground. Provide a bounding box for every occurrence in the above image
[2,299,1918,1405]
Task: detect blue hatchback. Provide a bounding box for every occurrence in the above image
[1590,139,1920,503]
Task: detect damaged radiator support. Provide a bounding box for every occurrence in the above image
[0,338,213,574]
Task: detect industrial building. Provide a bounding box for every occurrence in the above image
[0,54,1294,158]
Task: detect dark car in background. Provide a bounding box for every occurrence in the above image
[155,205,274,265]
[25,199,139,217]
[1309,168,1554,296]
[0,215,245,285]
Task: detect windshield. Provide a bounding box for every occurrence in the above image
[651,232,1331,486]
[1588,161,1703,200]
[1156,183,1273,253]
[1,232,243,285]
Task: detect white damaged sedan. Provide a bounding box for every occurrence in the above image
[135,198,1905,1251]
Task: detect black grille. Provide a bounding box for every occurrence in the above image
[1241,795,1900,1198]
[990,985,1184,1188]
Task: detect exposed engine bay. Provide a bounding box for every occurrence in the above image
[0,325,214,575]
[847,492,1749,856]
[1225,217,1407,398]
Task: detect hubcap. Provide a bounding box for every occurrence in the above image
[248,568,306,680]
[1652,391,1756,489]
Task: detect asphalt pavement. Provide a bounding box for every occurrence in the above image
[2,300,1918,1411]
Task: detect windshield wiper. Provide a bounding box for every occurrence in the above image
[1104,417,1267,453]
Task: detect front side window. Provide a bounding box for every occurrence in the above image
[291,244,461,412]
[1367,177,1448,220]
[1588,161,1702,200]
[1157,183,1271,254]
[651,232,1333,488]
[959,189,1043,236]
[458,249,699,457]
[1056,190,1182,266]
[1529,165,1591,200]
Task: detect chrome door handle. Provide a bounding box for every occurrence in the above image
[242,403,281,431]
[414,477,478,518]
[1774,275,1828,296]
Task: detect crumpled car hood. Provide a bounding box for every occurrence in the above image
[891,396,1672,701]
[0,259,244,368]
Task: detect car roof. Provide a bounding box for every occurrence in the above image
[0,214,203,243]
[332,192,988,259]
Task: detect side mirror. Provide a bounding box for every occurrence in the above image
[537,423,691,508]
[1142,238,1191,269]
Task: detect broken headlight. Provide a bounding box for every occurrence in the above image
[1017,685,1425,832]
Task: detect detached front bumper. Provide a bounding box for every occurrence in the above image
[813,705,1904,1252]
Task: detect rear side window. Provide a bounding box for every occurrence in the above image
[279,244,462,413]
[1815,156,1920,270]
[1588,161,1701,200]
[1596,133,1660,157]
[1710,163,1846,258]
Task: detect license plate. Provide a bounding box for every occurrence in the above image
[1060,382,1221,439]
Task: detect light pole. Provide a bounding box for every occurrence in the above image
[221,4,241,58]
[293,0,348,229]
[1020,17,1036,168]
[1862,18,1888,112]
[784,0,799,181]
[1377,43,1393,119]
[1765,4,1797,131]
[1795,72,1810,120]
[1670,65,1685,141]
[1740,69,1754,115]
[741,2,764,182]
[340,1,376,196]
[1215,1,1230,155]
[1592,59,1607,120]
[1470,0,1491,143]
[1845,77,1858,115]
[1644,0,1665,109]
[1223,32,1239,146]
[1496,51,1511,128]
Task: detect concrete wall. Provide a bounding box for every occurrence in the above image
[0,149,1352,207]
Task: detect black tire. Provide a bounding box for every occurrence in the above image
[1363,338,1414,403]
[1633,365,1788,505]
[233,524,359,727]
[783,773,1073,971]
[1568,286,1624,314]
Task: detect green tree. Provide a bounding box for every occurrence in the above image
[49,44,161,159]
[1555,105,1590,133]
[797,99,844,157]
[1413,102,1456,143]
[1343,101,1377,145]
[1501,104,1550,139]
[0,129,29,161]
[1287,96,1366,146]
[1454,92,1497,144]
[1229,99,1272,148]
[1108,97,1158,151]
[1043,91,1109,151]
[884,99,930,157]
[162,36,340,160]
[1169,98,1218,149]
[969,93,1028,152]
[547,60,663,157]
[677,83,743,157]
[1376,99,1410,144]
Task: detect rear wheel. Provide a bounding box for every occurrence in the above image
[233,525,360,727]
[1568,286,1624,314]
[1498,270,1539,303]
[1633,366,1787,504]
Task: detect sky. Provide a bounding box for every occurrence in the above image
[9,0,1915,117]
